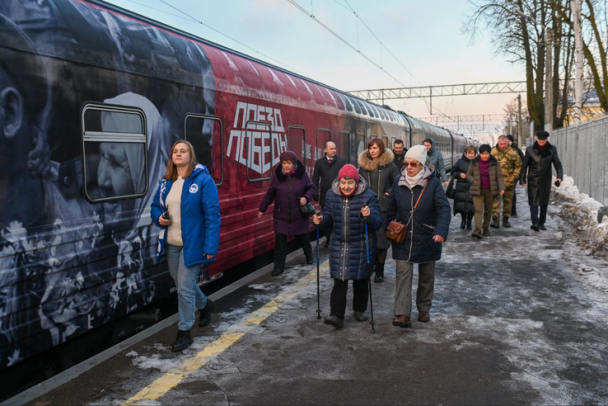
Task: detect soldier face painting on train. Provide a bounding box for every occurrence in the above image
[0,1,215,368]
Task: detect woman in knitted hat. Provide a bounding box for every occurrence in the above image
[358,138,400,283]
[466,144,505,239]
[313,164,382,328]
[258,151,315,275]
[387,145,451,328]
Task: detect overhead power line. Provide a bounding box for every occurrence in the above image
[153,0,302,74]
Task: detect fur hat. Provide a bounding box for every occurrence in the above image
[405,145,427,165]
[280,150,297,164]
[337,164,359,182]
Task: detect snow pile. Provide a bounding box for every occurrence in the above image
[553,175,608,258]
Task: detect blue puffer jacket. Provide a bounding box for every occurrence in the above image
[387,165,451,263]
[151,164,221,267]
[321,178,383,281]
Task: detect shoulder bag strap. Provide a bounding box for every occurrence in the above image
[285,178,301,199]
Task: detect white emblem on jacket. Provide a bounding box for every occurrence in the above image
[189,184,199,194]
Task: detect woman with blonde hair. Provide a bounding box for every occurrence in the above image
[358,138,399,283]
[151,140,221,352]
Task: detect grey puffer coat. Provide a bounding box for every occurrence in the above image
[358,149,400,250]
[387,165,451,263]
[259,161,315,236]
[321,178,383,281]
[520,142,564,206]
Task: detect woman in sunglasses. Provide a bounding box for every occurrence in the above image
[386,145,451,328]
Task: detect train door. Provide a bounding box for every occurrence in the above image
[185,114,224,185]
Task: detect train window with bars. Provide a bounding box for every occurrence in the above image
[82,104,148,203]
[184,114,224,186]
[244,120,274,182]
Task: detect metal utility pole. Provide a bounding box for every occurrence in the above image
[544,28,553,132]
[509,113,513,135]
[517,94,523,147]
[572,0,584,125]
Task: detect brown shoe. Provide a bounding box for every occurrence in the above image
[392,315,411,328]
[418,311,430,322]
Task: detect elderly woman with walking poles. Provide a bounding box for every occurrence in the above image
[313,165,382,328]
[387,145,451,328]
[152,140,221,352]
[258,151,315,276]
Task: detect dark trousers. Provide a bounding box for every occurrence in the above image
[274,233,312,270]
[530,205,548,225]
[511,186,518,215]
[330,278,369,319]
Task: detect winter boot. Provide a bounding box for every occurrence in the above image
[460,217,466,229]
[271,267,284,276]
[324,315,344,328]
[471,229,483,239]
[483,228,491,237]
[531,223,540,232]
[354,311,368,322]
[490,216,500,228]
[199,299,215,328]
[171,329,193,352]
[502,217,511,228]
[466,216,473,230]
[374,263,385,283]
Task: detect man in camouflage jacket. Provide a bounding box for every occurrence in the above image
[490,135,522,228]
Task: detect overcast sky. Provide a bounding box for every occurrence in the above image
[105,0,524,131]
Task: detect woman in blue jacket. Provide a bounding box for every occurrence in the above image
[313,165,382,328]
[151,140,221,352]
[387,145,450,328]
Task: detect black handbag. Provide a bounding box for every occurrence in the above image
[445,176,456,199]
[286,179,316,216]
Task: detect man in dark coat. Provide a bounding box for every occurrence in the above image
[520,131,563,231]
[392,139,407,168]
[312,141,346,247]
[507,135,525,217]
[258,151,315,275]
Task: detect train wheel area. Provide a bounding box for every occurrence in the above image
[12,186,608,405]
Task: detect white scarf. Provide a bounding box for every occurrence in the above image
[405,168,425,187]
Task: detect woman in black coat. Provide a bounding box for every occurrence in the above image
[451,146,477,230]
[387,145,451,328]
[520,132,563,231]
[358,138,400,283]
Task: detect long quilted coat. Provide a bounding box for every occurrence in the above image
[259,161,315,236]
[387,166,451,263]
[451,154,475,216]
[321,179,383,281]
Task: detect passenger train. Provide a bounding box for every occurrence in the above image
[0,0,476,370]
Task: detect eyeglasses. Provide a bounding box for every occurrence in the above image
[404,162,419,168]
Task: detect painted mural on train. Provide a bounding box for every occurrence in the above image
[0,0,216,368]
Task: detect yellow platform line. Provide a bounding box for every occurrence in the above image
[124,262,329,405]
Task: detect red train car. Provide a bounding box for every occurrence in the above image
[0,0,462,370]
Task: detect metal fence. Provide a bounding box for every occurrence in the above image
[551,115,608,205]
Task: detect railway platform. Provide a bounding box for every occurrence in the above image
[10,186,608,405]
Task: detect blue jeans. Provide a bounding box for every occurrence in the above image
[166,244,208,331]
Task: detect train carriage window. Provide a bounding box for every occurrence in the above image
[287,125,306,166]
[356,132,366,156]
[317,128,331,160]
[382,136,389,149]
[185,114,224,186]
[82,104,148,203]
[244,120,274,182]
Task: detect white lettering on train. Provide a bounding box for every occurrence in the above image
[227,101,288,175]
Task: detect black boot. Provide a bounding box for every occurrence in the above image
[460,217,466,229]
[271,267,284,276]
[172,329,193,352]
[374,263,385,283]
[466,216,473,230]
[199,299,215,328]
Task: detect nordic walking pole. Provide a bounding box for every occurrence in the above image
[315,209,321,319]
[362,203,375,333]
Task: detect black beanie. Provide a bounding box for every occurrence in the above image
[479,144,492,154]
